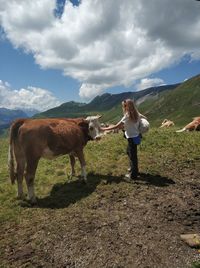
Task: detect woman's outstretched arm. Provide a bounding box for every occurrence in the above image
[101,121,124,131]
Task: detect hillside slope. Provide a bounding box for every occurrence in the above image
[1,74,199,132]
[138,74,200,126]
[35,84,178,119]
[35,101,86,118]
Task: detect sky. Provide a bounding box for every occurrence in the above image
[0,0,200,112]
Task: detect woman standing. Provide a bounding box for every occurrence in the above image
[101,99,147,182]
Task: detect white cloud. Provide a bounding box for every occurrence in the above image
[0,0,200,99]
[0,80,61,111]
[136,78,165,91]
[79,83,106,99]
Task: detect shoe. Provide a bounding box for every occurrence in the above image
[123,174,136,183]
[127,168,139,176]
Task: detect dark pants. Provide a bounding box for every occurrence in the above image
[127,138,138,179]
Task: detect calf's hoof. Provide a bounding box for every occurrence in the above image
[16,193,27,201]
[29,197,37,205]
[69,172,76,178]
[78,176,88,185]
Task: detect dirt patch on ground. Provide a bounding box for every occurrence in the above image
[1,170,200,268]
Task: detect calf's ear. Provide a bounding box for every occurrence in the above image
[85,116,91,121]
[96,114,102,119]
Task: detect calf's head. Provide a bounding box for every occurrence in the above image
[86,115,102,140]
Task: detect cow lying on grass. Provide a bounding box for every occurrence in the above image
[160,119,175,128]
[8,116,101,204]
[176,117,200,132]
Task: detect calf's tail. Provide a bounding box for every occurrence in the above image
[8,119,25,184]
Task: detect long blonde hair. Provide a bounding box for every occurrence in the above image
[122,99,139,122]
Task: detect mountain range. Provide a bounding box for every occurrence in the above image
[0,108,40,135]
[0,108,27,134]
[35,74,200,126]
[35,84,179,120]
[0,73,199,135]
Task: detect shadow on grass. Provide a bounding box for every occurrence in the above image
[135,172,175,187]
[36,173,123,209]
[35,172,175,209]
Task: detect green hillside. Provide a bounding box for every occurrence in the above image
[34,84,178,120]
[99,74,200,126]
[34,92,135,118]
[1,74,199,132]
[34,101,87,118]
[138,74,200,126]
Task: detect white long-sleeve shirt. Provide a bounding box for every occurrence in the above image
[119,113,140,138]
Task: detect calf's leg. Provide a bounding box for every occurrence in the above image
[16,158,25,199]
[69,154,76,177]
[25,158,39,204]
[14,146,26,199]
[75,150,87,182]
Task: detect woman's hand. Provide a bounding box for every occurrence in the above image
[100,121,123,132]
[100,127,111,131]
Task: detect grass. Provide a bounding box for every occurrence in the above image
[0,128,199,221]
[192,262,200,268]
[0,128,200,267]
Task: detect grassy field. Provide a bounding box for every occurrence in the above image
[0,128,200,267]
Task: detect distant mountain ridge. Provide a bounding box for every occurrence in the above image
[22,108,39,117]
[34,74,200,126]
[1,73,200,136]
[35,83,179,118]
[0,108,29,135]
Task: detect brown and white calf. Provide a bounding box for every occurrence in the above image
[176,117,200,132]
[160,119,175,128]
[8,116,101,203]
